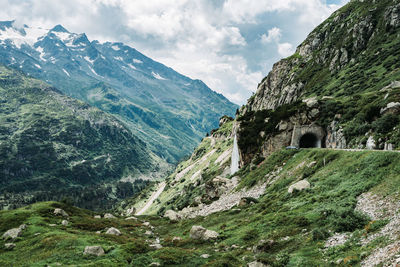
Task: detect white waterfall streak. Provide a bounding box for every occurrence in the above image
[231,133,239,175]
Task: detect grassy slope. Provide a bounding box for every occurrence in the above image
[2,149,399,266]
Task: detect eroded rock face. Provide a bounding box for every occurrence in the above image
[189,225,219,241]
[385,3,400,29]
[326,120,346,149]
[83,246,105,256]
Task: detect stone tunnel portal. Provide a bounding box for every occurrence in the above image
[290,125,325,149]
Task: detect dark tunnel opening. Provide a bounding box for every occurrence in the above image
[299,133,320,148]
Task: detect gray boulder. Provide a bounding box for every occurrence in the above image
[103,213,116,219]
[105,227,121,236]
[2,224,26,240]
[248,261,268,267]
[190,225,219,241]
[54,208,69,217]
[83,246,105,256]
[61,220,69,226]
[288,179,310,193]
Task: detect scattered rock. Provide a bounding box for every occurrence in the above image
[380,102,400,115]
[94,215,101,219]
[201,254,210,258]
[61,220,69,226]
[142,222,150,227]
[125,216,137,221]
[325,233,348,248]
[96,231,101,234]
[164,210,181,222]
[190,225,219,241]
[103,213,116,219]
[125,206,136,216]
[149,263,161,267]
[105,227,121,236]
[4,243,16,250]
[53,208,69,217]
[231,244,239,249]
[253,239,275,253]
[288,179,310,193]
[83,246,105,256]
[248,261,268,267]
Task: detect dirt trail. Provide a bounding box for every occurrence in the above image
[136,182,166,215]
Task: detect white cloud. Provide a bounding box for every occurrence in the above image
[278,42,295,57]
[261,27,282,44]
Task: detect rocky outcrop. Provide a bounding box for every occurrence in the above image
[189,225,219,241]
[325,120,346,149]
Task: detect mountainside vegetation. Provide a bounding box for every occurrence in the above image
[0,65,166,211]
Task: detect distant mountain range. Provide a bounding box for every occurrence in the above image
[0,21,238,162]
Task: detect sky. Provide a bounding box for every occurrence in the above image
[1,0,349,105]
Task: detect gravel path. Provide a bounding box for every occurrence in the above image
[136,182,166,215]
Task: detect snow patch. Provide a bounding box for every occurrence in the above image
[111,45,120,51]
[36,46,47,61]
[127,64,136,70]
[152,71,166,80]
[114,56,123,61]
[88,66,101,77]
[63,69,70,77]
[84,56,94,64]
[34,63,41,69]
[132,59,143,64]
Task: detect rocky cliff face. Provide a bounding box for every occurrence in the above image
[238,0,400,163]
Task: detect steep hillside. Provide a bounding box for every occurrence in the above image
[238,0,400,164]
[0,65,166,211]
[0,23,238,162]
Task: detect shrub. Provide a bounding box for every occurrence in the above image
[330,208,369,232]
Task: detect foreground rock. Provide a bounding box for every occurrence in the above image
[61,220,69,226]
[83,246,105,256]
[164,210,181,222]
[2,224,26,240]
[288,179,310,193]
[54,208,69,217]
[190,225,219,241]
[105,227,121,236]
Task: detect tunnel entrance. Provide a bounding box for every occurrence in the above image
[299,133,320,148]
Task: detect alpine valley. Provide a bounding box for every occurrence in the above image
[2,0,400,266]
